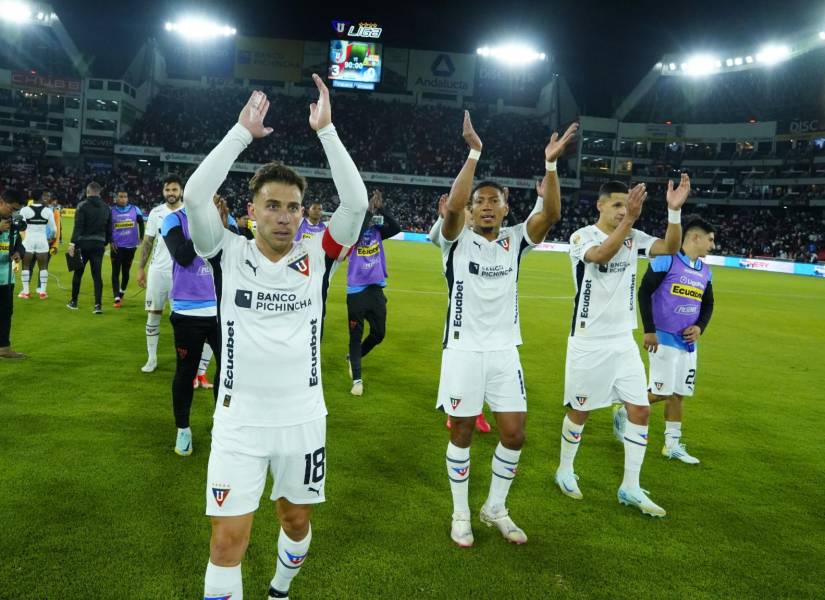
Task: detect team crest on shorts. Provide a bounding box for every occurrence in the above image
[450,397,461,409]
[287,254,310,276]
[654,382,664,391]
[575,395,588,406]
[496,238,510,251]
[212,485,231,507]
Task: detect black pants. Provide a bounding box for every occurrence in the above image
[347,285,387,380]
[170,312,220,428]
[71,243,105,305]
[111,246,137,298]
[0,284,13,347]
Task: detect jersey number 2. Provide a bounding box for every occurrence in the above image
[303,447,326,484]
[685,369,696,386]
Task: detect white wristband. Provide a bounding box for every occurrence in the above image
[468,149,481,161]
[668,208,682,224]
[545,160,557,172]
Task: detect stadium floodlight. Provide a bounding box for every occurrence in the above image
[725,58,734,67]
[0,1,32,23]
[755,44,790,65]
[475,44,547,65]
[164,17,236,41]
[745,55,754,63]
[668,63,677,71]
[681,54,720,76]
[819,31,825,40]
[734,57,743,65]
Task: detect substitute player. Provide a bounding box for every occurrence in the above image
[438,111,577,547]
[18,190,56,299]
[110,188,145,308]
[554,175,690,517]
[637,216,715,464]
[294,198,327,240]
[184,80,367,600]
[345,189,400,396]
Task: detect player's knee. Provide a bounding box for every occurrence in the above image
[210,525,249,565]
[500,429,525,450]
[627,403,650,424]
[280,510,311,539]
[450,418,474,447]
[372,328,386,343]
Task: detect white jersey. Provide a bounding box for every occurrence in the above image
[440,223,536,351]
[210,229,340,428]
[19,204,56,239]
[568,224,658,338]
[145,203,180,272]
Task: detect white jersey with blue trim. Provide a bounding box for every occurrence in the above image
[568,224,658,338]
[146,203,180,272]
[440,223,536,352]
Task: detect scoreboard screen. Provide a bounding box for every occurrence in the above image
[328,40,382,90]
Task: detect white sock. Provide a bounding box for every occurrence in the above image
[39,269,48,293]
[146,313,161,360]
[204,561,242,600]
[198,343,213,377]
[558,415,584,473]
[21,270,30,294]
[271,526,311,595]
[622,421,649,490]
[486,443,521,513]
[446,442,470,514]
[664,421,682,449]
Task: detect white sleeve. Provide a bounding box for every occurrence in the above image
[428,217,443,246]
[184,123,253,258]
[569,228,599,263]
[526,196,544,220]
[46,207,56,230]
[633,229,659,255]
[145,209,159,239]
[318,124,368,248]
[513,222,538,250]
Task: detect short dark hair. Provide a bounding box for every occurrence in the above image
[162,174,183,188]
[598,181,629,199]
[116,188,129,195]
[86,181,102,195]
[306,199,322,207]
[683,215,715,241]
[471,180,506,200]
[1,188,23,207]
[249,162,306,199]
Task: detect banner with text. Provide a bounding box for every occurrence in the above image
[406,50,476,95]
[234,37,303,82]
[11,71,81,96]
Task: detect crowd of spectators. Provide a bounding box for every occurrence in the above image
[1,160,821,262]
[123,86,575,180]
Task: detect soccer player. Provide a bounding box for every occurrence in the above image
[18,190,56,299]
[137,175,182,371]
[554,174,691,518]
[184,80,367,600]
[110,189,145,308]
[438,111,577,547]
[161,205,221,455]
[294,199,327,240]
[637,216,715,464]
[345,189,400,396]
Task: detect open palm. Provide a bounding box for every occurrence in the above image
[309,74,332,131]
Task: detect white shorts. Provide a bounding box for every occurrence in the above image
[144,268,171,311]
[564,333,648,411]
[648,344,698,397]
[206,417,327,517]
[22,236,49,254]
[436,347,527,417]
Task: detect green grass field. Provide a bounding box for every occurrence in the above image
[2,221,824,599]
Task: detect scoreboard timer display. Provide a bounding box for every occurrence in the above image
[328,40,382,90]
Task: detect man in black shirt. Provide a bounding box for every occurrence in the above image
[67,182,112,313]
[0,189,26,358]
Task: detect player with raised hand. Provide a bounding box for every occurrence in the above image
[438,111,577,547]
[555,173,690,517]
[184,75,367,600]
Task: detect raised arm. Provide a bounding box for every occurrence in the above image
[184,91,273,258]
[442,111,482,242]
[310,74,368,251]
[585,184,648,265]
[526,122,578,243]
[649,173,689,257]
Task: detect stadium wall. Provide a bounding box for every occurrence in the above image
[389,233,824,278]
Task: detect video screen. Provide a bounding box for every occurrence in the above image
[328,40,382,89]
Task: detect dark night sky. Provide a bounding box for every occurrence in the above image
[52,0,824,115]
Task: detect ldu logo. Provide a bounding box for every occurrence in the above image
[331,20,350,34]
[431,54,455,77]
[288,254,310,277]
